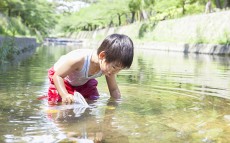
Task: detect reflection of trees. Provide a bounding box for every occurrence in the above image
[0,97,43,140]
[0,46,69,137]
[211,55,230,69]
[186,54,230,76]
[0,45,71,141]
[0,46,77,93]
[49,98,129,143]
[118,55,155,84]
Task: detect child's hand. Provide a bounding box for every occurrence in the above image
[62,94,74,104]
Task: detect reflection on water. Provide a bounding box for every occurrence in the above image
[0,45,230,143]
[44,97,128,143]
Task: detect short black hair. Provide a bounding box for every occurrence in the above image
[97,34,134,69]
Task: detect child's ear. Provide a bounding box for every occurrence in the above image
[98,51,106,59]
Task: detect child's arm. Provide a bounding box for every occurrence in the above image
[106,75,121,99]
[52,53,84,103]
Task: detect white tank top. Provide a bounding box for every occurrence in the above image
[64,51,103,86]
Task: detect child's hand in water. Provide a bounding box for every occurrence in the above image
[62,93,75,104]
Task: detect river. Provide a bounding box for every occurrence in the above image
[0,45,230,143]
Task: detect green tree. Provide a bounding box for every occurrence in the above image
[129,0,141,23]
[0,0,57,38]
[58,0,130,34]
[0,0,24,17]
[224,0,230,7]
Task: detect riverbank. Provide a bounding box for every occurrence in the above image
[0,36,38,64]
[136,42,230,55]
[70,10,230,55]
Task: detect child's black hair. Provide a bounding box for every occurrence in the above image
[97,34,134,69]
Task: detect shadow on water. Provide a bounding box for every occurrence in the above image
[1,46,230,143]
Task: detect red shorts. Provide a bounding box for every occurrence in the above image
[47,67,99,104]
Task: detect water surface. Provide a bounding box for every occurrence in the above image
[0,45,230,143]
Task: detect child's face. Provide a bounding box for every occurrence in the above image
[98,51,123,77]
[100,60,123,77]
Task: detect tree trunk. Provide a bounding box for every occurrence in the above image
[224,0,230,8]
[215,0,222,9]
[182,1,186,15]
[125,13,129,24]
[131,12,135,23]
[117,13,121,26]
[8,8,11,17]
[141,10,148,20]
[109,20,113,27]
[137,11,142,21]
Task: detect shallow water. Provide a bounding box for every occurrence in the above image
[0,45,230,143]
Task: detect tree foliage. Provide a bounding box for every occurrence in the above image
[0,0,57,38]
[1,0,230,37]
[58,0,131,34]
[59,0,223,35]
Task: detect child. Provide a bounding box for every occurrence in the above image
[47,34,134,105]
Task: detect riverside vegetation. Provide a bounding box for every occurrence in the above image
[0,0,230,63]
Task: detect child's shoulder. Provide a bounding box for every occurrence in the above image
[67,49,93,56]
[54,49,93,67]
